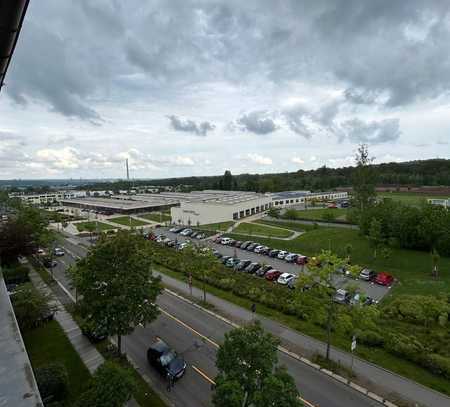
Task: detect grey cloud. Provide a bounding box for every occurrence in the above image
[343,118,401,144]
[344,88,381,105]
[237,111,278,135]
[167,115,215,137]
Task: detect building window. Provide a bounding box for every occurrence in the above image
[233,212,238,220]
[251,208,255,215]
[239,210,244,218]
[245,209,250,216]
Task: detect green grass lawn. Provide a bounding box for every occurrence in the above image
[75,221,115,232]
[198,221,235,231]
[233,222,294,238]
[377,192,448,206]
[23,320,91,404]
[286,208,348,222]
[228,226,450,300]
[156,265,450,397]
[109,216,151,227]
[140,212,171,222]
[256,219,319,232]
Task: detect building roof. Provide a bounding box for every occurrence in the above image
[60,197,161,210]
[156,190,269,205]
[0,277,42,406]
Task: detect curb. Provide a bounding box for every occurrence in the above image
[163,287,398,407]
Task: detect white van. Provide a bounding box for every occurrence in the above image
[220,237,232,245]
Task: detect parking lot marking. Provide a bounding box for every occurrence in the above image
[192,365,215,385]
[158,308,219,349]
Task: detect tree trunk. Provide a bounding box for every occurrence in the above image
[118,334,122,354]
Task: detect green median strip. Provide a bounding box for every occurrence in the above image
[109,216,151,227]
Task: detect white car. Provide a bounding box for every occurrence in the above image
[180,228,193,236]
[169,227,178,232]
[277,273,296,285]
[277,250,288,259]
[53,247,65,256]
[253,245,264,253]
[220,237,232,245]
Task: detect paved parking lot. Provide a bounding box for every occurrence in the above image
[157,228,391,301]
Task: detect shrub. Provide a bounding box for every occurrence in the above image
[421,354,450,380]
[3,264,29,284]
[36,363,69,402]
[384,333,426,362]
[357,330,384,347]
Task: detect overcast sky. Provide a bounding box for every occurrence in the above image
[1,0,450,180]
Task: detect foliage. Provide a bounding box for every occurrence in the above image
[35,363,69,402]
[70,231,162,353]
[213,321,302,407]
[267,207,280,218]
[351,144,377,216]
[359,199,450,256]
[2,264,29,284]
[75,361,135,407]
[0,205,49,265]
[11,283,57,330]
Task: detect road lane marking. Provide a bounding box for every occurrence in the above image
[191,365,215,385]
[158,308,219,349]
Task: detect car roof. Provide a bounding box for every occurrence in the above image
[150,339,170,353]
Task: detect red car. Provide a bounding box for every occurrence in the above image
[265,270,282,281]
[296,255,308,266]
[375,272,394,286]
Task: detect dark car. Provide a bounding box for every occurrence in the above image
[256,264,272,277]
[212,250,222,258]
[268,249,280,258]
[247,243,258,251]
[240,241,252,250]
[234,241,243,248]
[244,262,261,274]
[190,231,199,238]
[225,257,240,268]
[147,339,186,380]
[221,255,232,264]
[43,258,57,268]
[235,259,251,271]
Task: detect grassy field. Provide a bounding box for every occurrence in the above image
[228,226,450,300]
[198,221,235,231]
[109,216,150,227]
[140,212,171,222]
[156,265,450,396]
[233,222,294,238]
[287,208,348,222]
[256,219,319,232]
[377,192,448,206]
[23,320,91,404]
[75,221,115,232]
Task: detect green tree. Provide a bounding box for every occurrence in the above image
[321,211,337,223]
[76,361,135,407]
[368,218,384,259]
[213,321,302,407]
[267,207,280,218]
[344,243,353,264]
[11,283,57,330]
[297,250,345,361]
[351,144,376,215]
[70,231,162,354]
[223,170,234,190]
[284,209,298,220]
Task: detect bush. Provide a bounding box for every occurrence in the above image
[421,354,450,380]
[357,330,384,347]
[384,333,426,362]
[3,264,29,284]
[36,363,69,402]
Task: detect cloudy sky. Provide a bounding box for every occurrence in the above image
[1,0,450,180]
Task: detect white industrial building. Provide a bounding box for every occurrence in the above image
[9,190,87,205]
[170,190,273,226]
[270,190,348,208]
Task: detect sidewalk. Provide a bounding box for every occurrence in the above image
[156,271,450,407]
[29,268,140,407]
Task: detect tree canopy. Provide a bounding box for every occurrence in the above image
[70,230,162,353]
[213,321,303,407]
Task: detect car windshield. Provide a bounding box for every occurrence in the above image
[160,351,176,366]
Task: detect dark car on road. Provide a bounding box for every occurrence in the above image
[234,241,243,248]
[221,255,232,264]
[246,243,258,251]
[147,339,186,380]
[268,249,280,258]
[240,241,252,250]
[43,258,57,268]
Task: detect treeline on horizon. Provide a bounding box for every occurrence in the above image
[2,158,450,193]
[86,158,450,193]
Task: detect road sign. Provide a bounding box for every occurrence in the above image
[351,336,357,352]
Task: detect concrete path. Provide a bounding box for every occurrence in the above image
[155,271,450,407]
[29,268,105,374]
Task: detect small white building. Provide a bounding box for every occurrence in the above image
[170,190,273,226]
[270,191,348,209]
[9,190,86,206]
[428,198,450,208]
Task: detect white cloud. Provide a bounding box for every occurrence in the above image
[291,156,305,165]
[247,153,272,165]
[36,147,82,169]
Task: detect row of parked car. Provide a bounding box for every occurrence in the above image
[168,226,207,240]
[212,250,297,288]
[215,236,309,266]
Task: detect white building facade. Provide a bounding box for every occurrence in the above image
[271,191,348,209]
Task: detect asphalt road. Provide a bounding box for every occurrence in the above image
[52,236,384,407]
[157,229,390,301]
